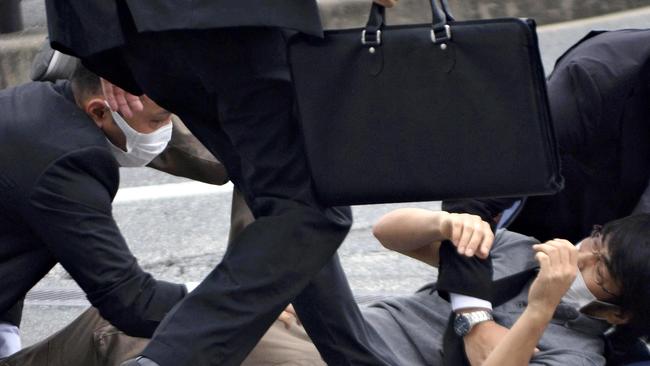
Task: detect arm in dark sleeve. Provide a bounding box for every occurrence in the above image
[22,147,186,337]
[546,60,605,156]
[0,300,23,327]
[436,64,601,300]
[436,240,493,302]
[434,198,519,302]
[442,198,518,225]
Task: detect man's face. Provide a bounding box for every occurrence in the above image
[575,230,632,324]
[85,95,172,151]
[577,230,621,304]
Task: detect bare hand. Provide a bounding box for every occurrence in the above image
[100,78,144,118]
[277,304,301,329]
[373,0,399,7]
[440,213,494,259]
[528,239,578,316]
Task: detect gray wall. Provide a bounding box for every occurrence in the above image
[449,0,649,24]
[319,0,650,28]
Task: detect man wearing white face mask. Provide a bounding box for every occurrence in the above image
[103,98,173,168]
[0,63,190,359]
[370,209,650,366]
[6,210,650,366]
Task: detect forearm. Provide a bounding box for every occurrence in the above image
[373,208,447,252]
[91,274,187,338]
[482,308,551,366]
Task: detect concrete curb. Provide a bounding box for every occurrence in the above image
[0,28,45,89]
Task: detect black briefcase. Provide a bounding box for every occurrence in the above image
[289,1,563,206]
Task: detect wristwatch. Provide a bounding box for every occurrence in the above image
[454,310,493,336]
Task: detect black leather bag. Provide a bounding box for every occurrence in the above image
[288,1,563,206]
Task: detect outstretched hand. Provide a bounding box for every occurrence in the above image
[440,213,494,259]
[100,78,144,118]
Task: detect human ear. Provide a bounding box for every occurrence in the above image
[85,98,111,129]
[604,310,631,325]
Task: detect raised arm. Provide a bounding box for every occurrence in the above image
[373,208,494,266]
[482,240,578,366]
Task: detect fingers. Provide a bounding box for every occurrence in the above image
[101,78,118,111]
[100,78,144,118]
[114,88,140,118]
[277,311,294,329]
[446,213,494,258]
[534,251,551,272]
[124,92,144,116]
[533,239,578,280]
[477,221,494,259]
[284,304,297,317]
[566,239,578,267]
[533,240,576,265]
[284,304,301,325]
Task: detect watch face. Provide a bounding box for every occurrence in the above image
[454,315,471,336]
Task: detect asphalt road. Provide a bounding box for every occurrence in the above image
[18,6,650,349]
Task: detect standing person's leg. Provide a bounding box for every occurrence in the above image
[117,28,394,366]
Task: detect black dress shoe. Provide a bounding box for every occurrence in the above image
[120,356,161,366]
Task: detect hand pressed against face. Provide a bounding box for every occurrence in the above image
[577,228,622,303]
[85,95,172,150]
[576,228,631,324]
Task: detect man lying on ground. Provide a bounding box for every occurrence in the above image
[5,210,649,366]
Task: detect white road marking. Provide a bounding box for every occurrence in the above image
[114,181,233,204]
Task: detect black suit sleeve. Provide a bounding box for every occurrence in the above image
[22,147,186,337]
[441,198,518,225]
[546,61,605,157]
[0,300,24,327]
[434,198,522,303]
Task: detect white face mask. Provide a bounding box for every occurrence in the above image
[561,267,598,311]
[105,105,172,167]
[560,242,599,311]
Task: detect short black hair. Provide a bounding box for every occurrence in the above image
[70,63,102,102]
[602,214,650,339]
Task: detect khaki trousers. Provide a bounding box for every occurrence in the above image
[0,308,325,366]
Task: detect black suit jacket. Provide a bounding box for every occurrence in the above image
[45,0,322,96]
[444,29,650,243]
[45,0,323,58]
[0,81,186,335]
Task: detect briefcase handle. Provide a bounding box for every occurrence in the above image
[362,0,454,46]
